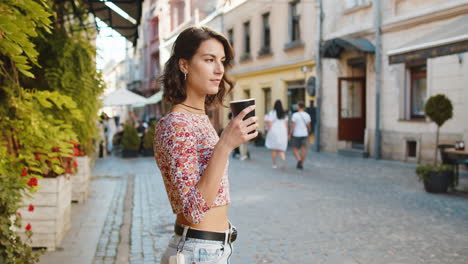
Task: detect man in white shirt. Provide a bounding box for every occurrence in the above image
[288,101,311,169]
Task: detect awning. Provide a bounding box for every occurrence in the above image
[388,15,468,64]
[103,88,148,106]
[322,38,375,58]
[86,0,143,46]
[146,91,163,105]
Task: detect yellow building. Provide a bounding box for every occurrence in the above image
[219,0,317,135]
[226,60,315,135]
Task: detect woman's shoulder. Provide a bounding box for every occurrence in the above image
[156,112,195,133]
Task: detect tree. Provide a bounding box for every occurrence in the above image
[424,94,453,166]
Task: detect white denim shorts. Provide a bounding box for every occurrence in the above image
[160,225,235,264]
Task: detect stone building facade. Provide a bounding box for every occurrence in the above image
[320,0,468,163]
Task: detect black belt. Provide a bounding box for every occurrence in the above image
[174,223,237,243]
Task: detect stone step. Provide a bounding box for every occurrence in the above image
[351,142,364,150]
[338,148,369,158]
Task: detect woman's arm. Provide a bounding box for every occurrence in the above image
[197,105,258,205]
[288,121,295,141]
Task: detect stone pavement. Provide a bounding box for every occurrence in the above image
[39,145,468,264]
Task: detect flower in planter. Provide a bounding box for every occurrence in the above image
[73,160,78,168]
[25,223,32,232]
[17,212,22,217]
[21,168,28,176]
[27,177,38,187]
[73,147,80,156]
[71,141,87,157]
[28,204,34,212]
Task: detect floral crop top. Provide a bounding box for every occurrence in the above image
[154,112,230,224]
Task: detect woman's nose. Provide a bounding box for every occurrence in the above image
[214,62,224,75]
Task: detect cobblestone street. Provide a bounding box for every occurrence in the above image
[40,146,468,264]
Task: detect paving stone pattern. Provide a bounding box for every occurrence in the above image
[40,146,468,264]
[92,175,128,264]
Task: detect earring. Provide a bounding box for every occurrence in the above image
[184,73,187,80]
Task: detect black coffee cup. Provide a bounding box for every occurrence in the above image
[229,98,255,120]
[230,98,256,135]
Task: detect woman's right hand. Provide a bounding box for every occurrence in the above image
[219,105,258,151]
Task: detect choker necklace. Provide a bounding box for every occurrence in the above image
[180,103,204,112]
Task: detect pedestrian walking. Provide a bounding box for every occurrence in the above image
[154,26,258,264]
[264,100,288,169]
[106,116,117,154]
[288,101,311,169]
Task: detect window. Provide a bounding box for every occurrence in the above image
[243,21,250,55]
[263,88,272,114]
[227,28,234,49]
[289,1,300,42]
[406,141,417,158]
[243,89,250,99]
[152,56,159,77]
[171,0,185,30]
[260,13,271,54]
[345,0,370,9]
[408,63,427,119]
[172,6,179,29]
[241,21,251,61]
[151,17,159,41]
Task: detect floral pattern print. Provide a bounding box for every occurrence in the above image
[154,112,230,224]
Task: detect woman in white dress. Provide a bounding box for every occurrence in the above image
[264,100,288,168]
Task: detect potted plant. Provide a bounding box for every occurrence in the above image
[416,94,454,193]
[142,122,156,157]
[2,90,80,252]
[122,123,141,158]
[70,141,91,203]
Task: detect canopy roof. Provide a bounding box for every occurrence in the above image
[322,38,375,58]
[388,15,468,64]
[86,0,143,46]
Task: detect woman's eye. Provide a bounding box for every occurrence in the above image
[206,59,214,62]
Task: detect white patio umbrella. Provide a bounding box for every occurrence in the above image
[103,88,148,106]
[146,91,163,105]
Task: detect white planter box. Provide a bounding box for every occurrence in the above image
[18,174,72,251]
[72,156,91,203]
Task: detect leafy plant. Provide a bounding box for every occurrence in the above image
[1,0,101,261]
[0,0,53,262]
[143,122,156,150]
[415,94,454,189]
[23,12,105,156]
[0,145,44,264]
[415,164,453,182]
[122,124,141,151]
[0,0,52,80]
[424,94,453,166]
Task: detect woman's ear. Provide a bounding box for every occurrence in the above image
[178,58,189,74]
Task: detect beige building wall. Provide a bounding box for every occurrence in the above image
[221,0,316,132]
[229,61,315,133]
[320,0,468,163]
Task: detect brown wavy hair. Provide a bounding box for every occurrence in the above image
[160,26,235,106]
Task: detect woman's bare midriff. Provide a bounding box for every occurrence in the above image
[176,204,229,232]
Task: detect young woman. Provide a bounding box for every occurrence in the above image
[154,26,258,264]
[264,100,288,168]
